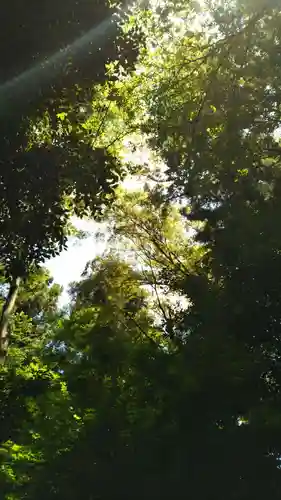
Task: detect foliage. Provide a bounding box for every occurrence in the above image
[2,0,281,499]
[0,0,140,281]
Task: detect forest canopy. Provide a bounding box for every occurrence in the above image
[1,0,281,499]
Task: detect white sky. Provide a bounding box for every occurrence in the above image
[45,217,108,306]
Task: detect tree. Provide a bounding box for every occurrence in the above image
[0,267,75,499]
[0,107,127,361]
[3,0,281,499]
[1,187,281,499]
[0,0,147,363]
[0,255,167,499]
[80,0,281,496]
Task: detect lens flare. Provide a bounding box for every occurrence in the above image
[0,16,114,117]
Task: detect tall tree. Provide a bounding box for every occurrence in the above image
[3,0,281,499]
[83,0,281,496]
[0,101,127,362]
[0,0,141,361]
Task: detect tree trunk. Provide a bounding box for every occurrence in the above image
[0,277,21,364]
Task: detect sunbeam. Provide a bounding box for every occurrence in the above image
[0,15,115,117]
